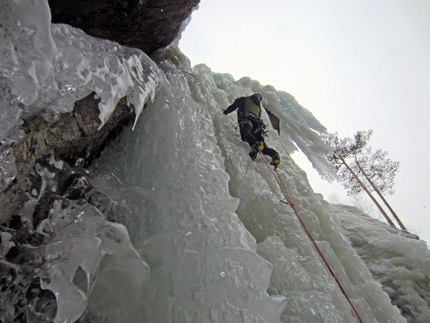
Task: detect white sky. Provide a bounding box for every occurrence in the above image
[178,0,430,245]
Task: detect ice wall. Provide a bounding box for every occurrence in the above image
[85,45,414,322]
[332,204,430,323]
[89,47,288,322]
[1,1,430,322]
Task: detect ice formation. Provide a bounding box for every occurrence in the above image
[1,1,430,323]
[0,0,160,189]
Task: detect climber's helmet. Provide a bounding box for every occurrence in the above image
[251,93,263,104]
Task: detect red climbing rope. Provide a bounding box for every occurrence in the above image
[259,152,365,323]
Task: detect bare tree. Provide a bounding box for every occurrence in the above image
[323,131,397,228]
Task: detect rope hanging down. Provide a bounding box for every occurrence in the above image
[259,152,365,323]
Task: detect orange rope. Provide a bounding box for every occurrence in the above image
[259,152,365,323]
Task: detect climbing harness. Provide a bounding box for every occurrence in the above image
[255,119,269,137]
[238,115,268,138]
[259,152,365,323]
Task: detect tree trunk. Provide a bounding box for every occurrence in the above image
[354,159,407,230]
[340,157,396,228]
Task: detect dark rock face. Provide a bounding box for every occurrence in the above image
[48,0,200,55]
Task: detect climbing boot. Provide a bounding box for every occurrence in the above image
[270,153,280,169]
[249,142,265,161]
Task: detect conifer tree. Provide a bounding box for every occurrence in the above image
[351,146,405,229]
[323,131,399,228]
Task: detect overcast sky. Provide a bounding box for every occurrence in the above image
[178,0,430,245]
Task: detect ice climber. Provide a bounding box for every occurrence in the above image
[223,93,281,168]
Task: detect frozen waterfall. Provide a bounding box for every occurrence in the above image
[1,1,430,322]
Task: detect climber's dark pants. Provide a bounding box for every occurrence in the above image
[239,118,278,158]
